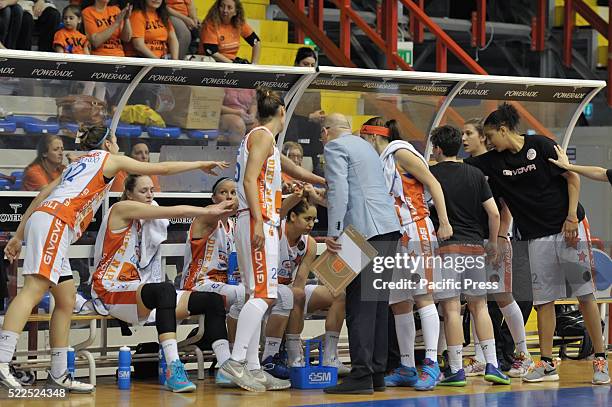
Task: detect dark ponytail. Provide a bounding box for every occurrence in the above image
[287,198,311,220]
[77,125,109,151]
[256,86,284,124]
[484,102,520,131]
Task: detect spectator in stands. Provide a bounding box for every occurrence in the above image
[111,141,161,192]
[200,0,260,64]
[0,0,22,49]
[294,46,316,67]
[219,88,256,145]
[82,0,132,56]
[166,0,199,59]
[17,0,61,52]
[53,5,90,54]
[128,0,178,59]
[281,141,302,193]
[22,135,66,191]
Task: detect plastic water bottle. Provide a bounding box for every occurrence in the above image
[118,346,131,390]
[158,347,167,385]
[227,252,238,285]
[67,348,75,376]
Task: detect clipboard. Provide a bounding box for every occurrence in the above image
[311,225,378,296]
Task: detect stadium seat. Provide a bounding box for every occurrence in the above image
[0,119,17,133]
[24,120,60,135]
[147,126,182,139]
[186,129,220,140]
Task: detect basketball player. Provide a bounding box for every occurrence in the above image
[92,174,234,392]
[1,125,227,391]
[360,117,452,391]
[462,118,533,378]
[218,87,325,392]
[465,103,609,385]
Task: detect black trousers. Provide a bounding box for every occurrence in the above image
[346,231,400,379]
[0,4,23,49]
[17,7,61,51]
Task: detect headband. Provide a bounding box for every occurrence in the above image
[212,177,232,195]
[75,127,110,147]
[360,125,390,137]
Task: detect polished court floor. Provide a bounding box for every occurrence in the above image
[1,361,610,407]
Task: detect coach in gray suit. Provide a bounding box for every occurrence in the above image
[322,113,401,394]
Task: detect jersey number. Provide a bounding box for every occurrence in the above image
[63,163,86,183]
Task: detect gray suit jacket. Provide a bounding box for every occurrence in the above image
[324,133,400,239]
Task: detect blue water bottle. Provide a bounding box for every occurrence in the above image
[118,346,131,390]
[158,346,167,385]
[67,348,75,376]
[227,252,238,285]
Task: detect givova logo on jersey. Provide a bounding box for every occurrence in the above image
[502,164,536,176]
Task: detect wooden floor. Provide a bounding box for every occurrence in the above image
[2,361,609,407]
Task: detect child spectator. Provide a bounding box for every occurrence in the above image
[200,0,260,64]
[53,5,90,54]
[166,0,199,59]
[127,0,178,59]
[82,0,132,56]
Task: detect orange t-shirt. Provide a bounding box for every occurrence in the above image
[22,163,65,191]
[166,0,191,17]
[82,5,125,56]
[127,10,174,58]
[53,28,89,54]
[110,170,161,192]
[199,21,254,60]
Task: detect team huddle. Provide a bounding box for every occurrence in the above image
[0,87,609,395]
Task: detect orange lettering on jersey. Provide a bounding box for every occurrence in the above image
[43,218,64,265]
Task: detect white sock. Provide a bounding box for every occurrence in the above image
[50,347,68,378]
[323,331,340,365]
[394,313,416,368]
[418,304,439,361]
[480,338,498,368]
[447,344,463,374]
[212,339,231,365]
[471,315,485,363]
[0,330,19,363]
[231,298,268,362]
[262,337,282,361]
[161,339,180,364]
[438,319,447,353]
[500,301,529,356]
[246,321,262,371]
[285,334,303,367]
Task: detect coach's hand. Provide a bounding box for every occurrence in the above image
[4,236,22,263]
[324,236,342,254]
[562,216,579,242]
[252,218,265,251]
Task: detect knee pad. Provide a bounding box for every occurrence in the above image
[188,291,225,317]
[141,282,177,310]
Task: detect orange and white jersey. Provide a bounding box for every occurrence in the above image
[181,219,235,289]
[37,150,113,240]
[277,219,309,285]
[91,206,142,306]
[236,126,282,226]
[380,140,429,227]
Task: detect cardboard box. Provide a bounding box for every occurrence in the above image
[162,86,224,130]
[311,225,378,296]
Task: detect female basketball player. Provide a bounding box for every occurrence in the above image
[360,117,451,391]
[218,87,325,392]
[1,125,228,391]
[462,118,533,378]
[276,192,350,377]
[92,174,234,392]
[179,177,243,360]
[465,103,609,385]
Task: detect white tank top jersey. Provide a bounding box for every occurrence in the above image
[277,219,309,285]
[181,219,236,289]
[235,126,282,226]
[92,207,142,298]
[37,150,114,239]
